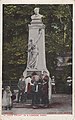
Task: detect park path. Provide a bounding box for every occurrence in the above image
[2,94,72,115]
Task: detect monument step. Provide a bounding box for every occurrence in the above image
[12,102,64,108]
[13,103,51,108]
[13,103,32,108]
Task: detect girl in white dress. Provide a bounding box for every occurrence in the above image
[2,86,12,110]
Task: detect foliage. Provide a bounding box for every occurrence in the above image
[3,4,72,85]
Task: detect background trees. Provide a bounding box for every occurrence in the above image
[3,4,72,92]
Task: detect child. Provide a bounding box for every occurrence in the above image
[2,86,12,110]
[42,75,49,107]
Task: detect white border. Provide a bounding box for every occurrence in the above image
[0,0,74,4]
[73,0,75,118]
[0,3,2,116]
[0,0,75,120]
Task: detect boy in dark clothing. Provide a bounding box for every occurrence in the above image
[42,75,49,107]
[17,75,25,103]
[31,72,40,108]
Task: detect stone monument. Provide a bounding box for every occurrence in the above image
[23,7,51,100]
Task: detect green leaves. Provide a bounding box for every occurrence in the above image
[3,4,72,81]
[3,37,27,64]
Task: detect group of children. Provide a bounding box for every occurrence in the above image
[31,72,49,108]
[2,71,50,110]
[17,71,50,108]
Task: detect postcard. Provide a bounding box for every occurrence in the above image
[0,0,75,120]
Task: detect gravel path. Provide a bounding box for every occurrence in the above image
[2,94,72,115]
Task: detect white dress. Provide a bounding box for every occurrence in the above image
[2,90,12,107]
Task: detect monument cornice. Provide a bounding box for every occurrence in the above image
[28,24,45,29]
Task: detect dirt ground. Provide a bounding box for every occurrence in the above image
[2,94,72,115]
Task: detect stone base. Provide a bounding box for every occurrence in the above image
[23,67,50,77]
[23,67,51,101]
[27,71,41,76]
